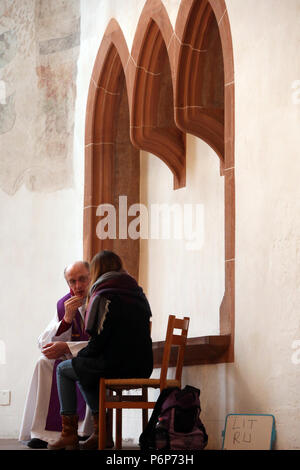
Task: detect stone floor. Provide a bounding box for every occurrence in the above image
[0,439,45,450]
[0,439,37,450]
[0,439,138,451]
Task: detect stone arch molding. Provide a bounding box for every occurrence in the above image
[84,0,235,364]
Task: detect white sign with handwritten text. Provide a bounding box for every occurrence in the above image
[222,414,275,450]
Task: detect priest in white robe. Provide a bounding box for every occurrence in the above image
[19,261,93,448]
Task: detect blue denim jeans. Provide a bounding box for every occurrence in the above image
[56,359,99,415]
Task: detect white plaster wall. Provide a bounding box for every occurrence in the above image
[139,138,225,341]
[166,0,300,451]
[224,0,300,450]
[168,0,300,451]
[0,0,84,438]
[1,0,300,450]
[78,0,300,449]
[0,186,83,437]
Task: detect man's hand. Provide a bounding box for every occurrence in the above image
[42,342,70,360]
[64,296,85,324]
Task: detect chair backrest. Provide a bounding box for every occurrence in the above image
[159,314,190,390]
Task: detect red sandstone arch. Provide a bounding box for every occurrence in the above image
[130,0,186,189]
[174,0,234,168]
[84,20,140,278]
[174,0,224,161]
[83,1,235,364]
[85,19,131,148]
[174,0,235,361]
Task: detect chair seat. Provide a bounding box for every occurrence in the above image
[105,378,181,391]
[98,315,190,449]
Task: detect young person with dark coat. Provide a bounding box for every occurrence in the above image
[48,250,153,450]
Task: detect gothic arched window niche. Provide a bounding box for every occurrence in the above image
[83,0,235,365]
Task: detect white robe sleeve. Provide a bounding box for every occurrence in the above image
[37,313,72,350]
[67,341,89,357]
[38,307,88,358]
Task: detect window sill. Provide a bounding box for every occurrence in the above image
[152,334,231,367]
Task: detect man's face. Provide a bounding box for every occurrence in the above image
[65,263,90,297]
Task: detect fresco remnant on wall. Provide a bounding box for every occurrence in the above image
[0,29,17,67]
[0,0,80,194]
[0,91,16,133]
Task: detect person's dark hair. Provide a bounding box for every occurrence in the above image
[89,250,123,287]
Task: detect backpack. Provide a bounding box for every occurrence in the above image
[139,385,208,451]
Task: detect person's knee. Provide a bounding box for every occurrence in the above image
[56,359,73,379]
[36,354,54,371]
[56,361,65,377]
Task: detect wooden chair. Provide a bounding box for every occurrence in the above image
[98,314,190,450]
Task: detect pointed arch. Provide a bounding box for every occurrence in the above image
[174,0,235,361]
[130,0,186,189]
[84,20,140,278]
[174,0,224,162]
[174,0,234,169]
[83,1,235,365]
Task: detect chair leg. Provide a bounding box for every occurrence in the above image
[142,387,148,430]
[107,409,113,446]
[116,408,122,449]
[106,389,113,446]
[98,379,106,450]
[114,391,122,450]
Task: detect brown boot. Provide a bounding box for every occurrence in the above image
[80,413,114,450]
[48,415,79,450]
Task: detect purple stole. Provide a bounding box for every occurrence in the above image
[45,293,90,431]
